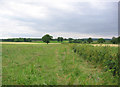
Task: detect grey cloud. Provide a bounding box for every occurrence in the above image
[0,1,118,38]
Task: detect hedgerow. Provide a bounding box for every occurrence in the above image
[71,44,119,76]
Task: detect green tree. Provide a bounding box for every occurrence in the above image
[27,38,32,42]
[68,38,73,43]
[57,37,63,42]
[111,37,118,44]
[13,38,18,42]
[118,36,120,44]
[60,37,63,42]
[57,37,61,42]
[42,34,53,44]
[87,37,93,43]
[97,38,105,43]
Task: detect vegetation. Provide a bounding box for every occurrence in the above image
[2,44,118,85]
[2,38,32,42]
[69,39,82,43]
[57,37,63,42]
[111,36,120,44]
[87,37,93,43]
[32,40,69,43]
[2,36,120,44]
[71,44,119,77]
[97,38,105,43]
[42,34,53,44]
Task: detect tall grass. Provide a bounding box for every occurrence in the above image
[71,44,119,77]
[2,44,118,85]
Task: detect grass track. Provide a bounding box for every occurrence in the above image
[2,44,117,85]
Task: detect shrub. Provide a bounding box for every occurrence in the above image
[71,44,119,76]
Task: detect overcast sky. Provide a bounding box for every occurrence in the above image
[0,0,119,39]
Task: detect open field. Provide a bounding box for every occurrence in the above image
[1,42,118,47]
[0,42,60,44]
[32,40,69,43]
[2,44,118,85]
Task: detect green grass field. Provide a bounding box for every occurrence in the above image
[2,44,118,85]
[32,40,69,43]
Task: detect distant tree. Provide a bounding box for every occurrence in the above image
[57,37,63,42]
[64,38,67,41]
[81,39,84,41]
[19,38,24,42]
[60,37,63,42]
[118,36,120,44]
[83,40,87,43]
[13,38,18,42]
[42,34,53,44]
[57,37,61,42]
[73,39,82,43]
[111,37,118,44]
[97,38,105,43]
[87,38,93,43]
[68,38,73,43]
[68,38,73,41]
[27,38,32,42]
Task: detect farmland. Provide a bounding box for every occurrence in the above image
[2,43,118,85]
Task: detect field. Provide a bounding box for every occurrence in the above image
[32,40,69,43]
[92,44,118,47]
[0,42,60,44]
[2,43,118,85]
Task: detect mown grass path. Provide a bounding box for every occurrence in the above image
[2,44,117,85]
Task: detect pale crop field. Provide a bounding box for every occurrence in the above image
[0,42,60,44]
[1,42,118,47]
[91,44,118,47]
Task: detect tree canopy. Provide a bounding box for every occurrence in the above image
[57,37,63,42]
[111,37,118,44]
[87,38,93,43]
[42,34,53,44]
[97,38,105,43]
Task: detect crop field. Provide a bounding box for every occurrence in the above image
[2,44,118,85]
[0,42,60,44]
[91,44,118,47]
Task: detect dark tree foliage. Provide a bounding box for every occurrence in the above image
[73,39,82,43]
[57,37,60,42]
[2,38,32,42]
[97,38,105,43]
[69,39,82,43]
[57,37,63,42]
[64,38,67,41]
[87,38,93,43]
[42,34,53,44]
[111,37,118,44]
[118,36,120,44]
[68,38,73,42]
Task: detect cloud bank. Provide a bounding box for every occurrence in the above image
[0,0,118,39]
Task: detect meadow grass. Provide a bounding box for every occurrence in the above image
[31,40,69,43]
[2,44,118,85]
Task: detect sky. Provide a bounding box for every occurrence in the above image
[0,0,119,39]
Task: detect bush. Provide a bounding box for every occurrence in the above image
[71,44,119,76]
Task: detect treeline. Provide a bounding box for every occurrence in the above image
[111,37,120,44]
[69,36,120,44]
[69,38,107,44]
[1,35,120,44]
[2,38,32,42]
